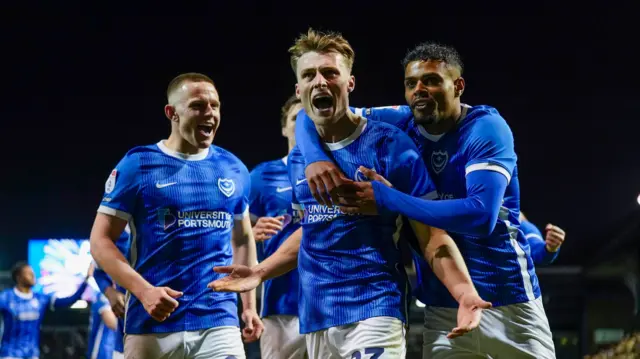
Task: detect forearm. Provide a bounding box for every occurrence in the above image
[530,237,560,266]
[373,171,507,237]
[254,227,301,281]
[233,220,259,312]
[412,222,477,301]
[90,235,152,300]
[93,267,114,294]
[295,109,331,164]
[53,280,89,308]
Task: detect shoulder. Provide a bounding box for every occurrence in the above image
[366,120,419,153]
[211,145,249,174]
[250,158,284,176]
[464,105,512,137]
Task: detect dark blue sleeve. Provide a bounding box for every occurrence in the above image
[294,109,331,165]
[93,265,113,294]
[522,221,560,265]
[373,170,508,237]
[464,113,516,182]
[51,281,88,309]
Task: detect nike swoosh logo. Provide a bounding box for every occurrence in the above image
[296,179,307,186]
[276,186,292,192]
[156,182,177,188]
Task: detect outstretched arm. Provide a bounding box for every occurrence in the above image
[51,263,93,309]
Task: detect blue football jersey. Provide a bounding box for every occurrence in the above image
[93,227,131,353]
[97,141,251,334]
[249,157,301,318]
[290,118,435,334]
[359,104,540,307]
[87,294,115,359]
[0,288,52,358]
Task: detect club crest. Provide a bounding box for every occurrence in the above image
[355,167,376,182]
[431,150,448,174]
[218,178,235,197]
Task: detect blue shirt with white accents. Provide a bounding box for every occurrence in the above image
[0,283,87,358]
[296,105,540,308]
[290,117,435,334]
[249,157,301,318]
[87,294,115,359]
[520,219,560,266]
[97,141,251,334]
[93,227,131,353]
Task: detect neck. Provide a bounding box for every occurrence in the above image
[15,285,31,294]
[315,110,360,143]
[165,133,204,155]
[423,103,463,135]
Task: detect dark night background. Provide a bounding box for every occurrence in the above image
[1,2,639,269]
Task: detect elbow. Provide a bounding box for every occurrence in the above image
[466,198,499,237]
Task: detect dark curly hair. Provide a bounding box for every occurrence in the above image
[402,42,463,75]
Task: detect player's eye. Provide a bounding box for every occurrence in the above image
[405,80,416,89]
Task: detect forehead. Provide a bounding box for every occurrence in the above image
[180,81,218,101]
[297,51,346,73]
[405,59,453,79]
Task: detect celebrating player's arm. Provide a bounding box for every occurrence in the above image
[94,263,126,318]
[49,261,94,310]
[358,167,492,338]
[90,156,183,323]
[520,212,566,266]
[230,210,264,342]
[209,227,302,293]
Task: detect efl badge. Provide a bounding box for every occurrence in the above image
[218,178,235,198]
[431,150,448,174]
[105,169,117,194]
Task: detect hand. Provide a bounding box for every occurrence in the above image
[105,286,126,318]
[252,216,284,242]
[544,224,565,252]
[208,265,262,293]
[138,286,183,322]
[337,166,392,215]
[304,161,350,206]
[86,262,96,278]
[241,309,264,343]
[448,292,492,339]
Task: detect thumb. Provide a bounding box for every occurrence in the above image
[163,287,183,298]
[358,166,376,179]
[478,300,493,309]
[245,315,254,330]
[545,223,553,231]
[213,265,238,274]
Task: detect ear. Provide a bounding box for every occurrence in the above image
[295,83,301,99]
[164,104,178,122]
[347,75,355,93]
[454,77,465,98]
[282,127,287,138]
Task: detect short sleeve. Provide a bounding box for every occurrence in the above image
[357,105,413,129]
[382,129,438,200]
[464,114,517,183]
[233,162,251,220]
[97,153,140,221]
[287,148,305,211]
[248,166,265,222]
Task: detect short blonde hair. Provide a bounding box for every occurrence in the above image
[166,72,215,101]
[288,28,355,74]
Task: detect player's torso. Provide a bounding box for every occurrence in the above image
[251,159,301,318]
[87,298,115,359]
[126,145,246,334]
[0,290,46,356]
[291,120,410,333]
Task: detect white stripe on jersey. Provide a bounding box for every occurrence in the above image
[465,162,512,183]
[506,220,536,301]
[98,205,132,222]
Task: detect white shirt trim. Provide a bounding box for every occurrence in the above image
[417,104,470,142]
[465,162,512,183]
[97,205,132,222]
[323,117,367,151]
[157,140,210,161]
[13,287,33,300]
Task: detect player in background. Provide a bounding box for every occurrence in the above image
[520,212,566,266]
[93,226,131,359]
[89,72,263,359]
[294,43,556,358]
[249,95,306,359]
[211,29,490,359]
[0,262,93,359]
[87,293,117,359]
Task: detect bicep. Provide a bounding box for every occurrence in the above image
[91,213,128,244]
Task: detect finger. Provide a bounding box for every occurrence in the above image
[255,234,274,242]
[260,218,284,227]
[254,321,264,338]
[213,265,240,274]
[163,287,184,299]
[547,232,564,241]
[160,293,180,308]
[312,177,331,206]
[207,279,233,291]
[546,224,565,235]
[339,206,361,214]
[261,223,283,232]
[478,300,493,309]
[318,173,336,205]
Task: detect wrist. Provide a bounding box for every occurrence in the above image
[455,285,479,303]
[545,244,560,253]
[131,281,153,300]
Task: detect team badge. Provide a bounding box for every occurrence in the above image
[218,178,235,197]
[431,150,448,174]
[105,169,117,194]
[354,167,376,182]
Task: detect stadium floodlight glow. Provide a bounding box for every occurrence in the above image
[415,299,426,308]
[637,194,640,205]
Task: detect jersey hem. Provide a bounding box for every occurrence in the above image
[300,309,404,334]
